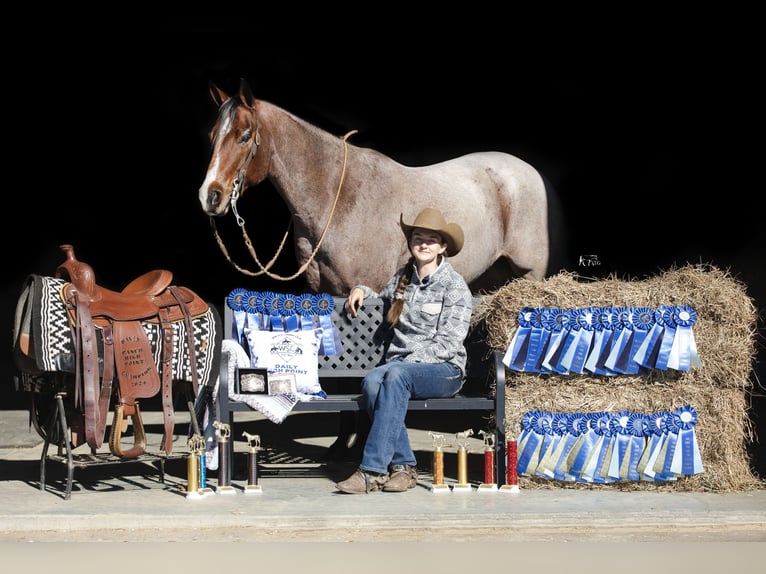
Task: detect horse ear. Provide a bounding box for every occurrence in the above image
[208,81,228,108]
[239,77,255,107]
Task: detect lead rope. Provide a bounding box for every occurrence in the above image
[210,129,358,280]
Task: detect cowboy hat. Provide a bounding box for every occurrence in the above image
[400,208,464,256]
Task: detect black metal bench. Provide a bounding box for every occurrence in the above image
[217,296,507,483]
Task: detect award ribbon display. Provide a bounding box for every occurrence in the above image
[503,305,702,375]
[226,289,343,355]
[513,406,703,483]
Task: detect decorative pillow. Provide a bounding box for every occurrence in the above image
[244,328,324,396]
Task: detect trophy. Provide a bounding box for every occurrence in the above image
[185,434,214,499]
[477,430,498,492]
[185,435,201,499]
[214,421,237,495]
[452,429,474,492]
[429,432,449,493]
[242,431,263,494]
[499,422,521,493]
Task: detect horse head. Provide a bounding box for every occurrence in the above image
[198,79,270,217]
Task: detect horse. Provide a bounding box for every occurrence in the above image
[199,78,562,295]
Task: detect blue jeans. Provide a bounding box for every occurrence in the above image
[358,359,464,475]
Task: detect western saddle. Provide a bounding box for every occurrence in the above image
[54,244,209,458]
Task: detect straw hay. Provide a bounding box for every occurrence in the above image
[472,263,763,492]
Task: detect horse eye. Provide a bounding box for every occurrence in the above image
[238,128,252,144]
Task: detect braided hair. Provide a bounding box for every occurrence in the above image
[385,256,414,326]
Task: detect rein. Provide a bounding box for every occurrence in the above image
[211,129,357,281]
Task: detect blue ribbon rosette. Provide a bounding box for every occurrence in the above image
[583,307,609,375]
[553,310,582,375]
[590,308,618,376]
[534,412,558,477]
[226,287,250,344]
[552,413,585,481]
[541,308,570,374]
[315,294,339,355]
[607,410,634,480]
[604,308,634,374]
[565,308,597,374]
[523,308,550,372]
[654,306,679,371]
[623,307,655,374]
[262,292,284,332]
[637,410,672,480]
[503,307,535,371]
[567,414,598,480]
[669,405,704,475]
[278,293,300,332]
[667,306,703,371]
[517,410,545,476]
[582,411,614,483]
[297,293,317,331]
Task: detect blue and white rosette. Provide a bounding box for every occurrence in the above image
[563,308,596,374]
[534,412,557,477]
[553,310,581,374]
[568,413,598,480]
[279,293,300,332]
[583,411,614,483]
[552,413,583,481]
[583,308,609,375]
[297,293,317,331]
[607,410,634,480]
[262,292,284,332]
[623,412,648,480]
[604,308,633,374]
[315,293,339,355]
[637,410,671,480]
[669,405,704,475]
[541,308,569,374]
[624,307,654,374]
[226,287,249,344]
[591,308,617,376]
[252,291,270,331]
[503,307,534,371]
[538,412,567,478]
[654,306,678,371]
[524,308,550,372]
[517,410,545,476]
[666,306,703,371]
[634,306,666,369]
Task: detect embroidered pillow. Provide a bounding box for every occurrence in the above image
[244,328,324,396]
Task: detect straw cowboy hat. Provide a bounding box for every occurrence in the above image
[399,208,464,256]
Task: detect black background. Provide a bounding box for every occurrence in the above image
[5,12,764,471]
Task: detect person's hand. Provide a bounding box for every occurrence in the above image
[345,287,364,318]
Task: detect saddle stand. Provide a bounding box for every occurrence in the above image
[55,244,209,458]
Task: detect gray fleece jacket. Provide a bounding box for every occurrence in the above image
[353,257,472,375]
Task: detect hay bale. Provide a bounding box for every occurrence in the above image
[472,263,762,492]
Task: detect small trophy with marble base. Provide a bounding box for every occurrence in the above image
[451,429,474,493]
[242,431,263,494]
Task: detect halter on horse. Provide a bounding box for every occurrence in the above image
[199,78,557,295]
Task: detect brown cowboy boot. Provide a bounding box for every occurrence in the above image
[336,468,389,494]
[383,464,418,492]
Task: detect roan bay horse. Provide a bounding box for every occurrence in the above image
[199,78,560,295]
